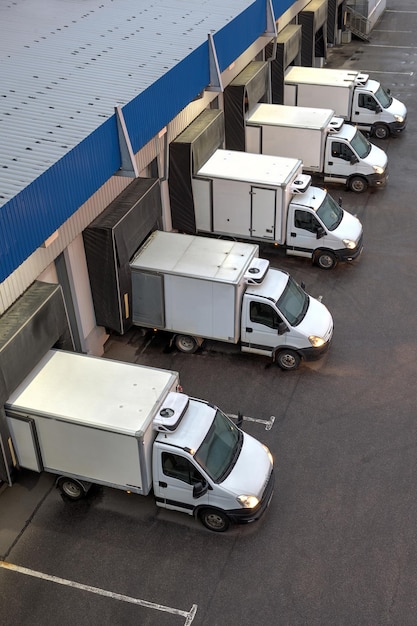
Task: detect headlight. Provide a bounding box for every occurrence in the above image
[373,165,385,175]
[237,495,259,509]
[394,114,404,123]
[309,335,325,348]
[262,443,274,466]
[343,239,356,250]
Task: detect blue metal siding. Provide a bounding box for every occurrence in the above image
[0,0,301,284]
[214,1,267,70]
[0,119,120,282]
[125,44,209,154]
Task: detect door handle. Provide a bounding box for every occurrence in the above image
[159,481,167,488]
[328,161,333,165]
[246,327,253,333]
[290,232,296,237]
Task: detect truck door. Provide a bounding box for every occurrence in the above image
[241,300,285,355]
[324,140,354,182]
[154,451,210,515]
[286,208,320,258]
[352,90,381,129]
[250,187,276,240]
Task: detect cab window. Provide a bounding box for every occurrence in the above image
[294,210,320,233]
[331,141,354,161]
[358,93,378,111]
[250,301,281,329]
[162,452,204,485]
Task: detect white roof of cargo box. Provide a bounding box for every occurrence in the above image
[285,66,361,87]
[247,103,335,130]
[6,350,179,436]
[131,230,259,284]
[196,149,302,186]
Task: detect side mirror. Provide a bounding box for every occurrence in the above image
[376,105,382,114]
[277,321,288,335]
[316,226,325,239]
[193,481,208,499]
[350,155,359,165]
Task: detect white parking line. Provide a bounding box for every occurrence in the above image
[0,561,197,625]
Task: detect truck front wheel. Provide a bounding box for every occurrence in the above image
[57,477,86,501]
[174,335,199,354]
[276,349,301,371]
[199,508,230,532]
[315,250,337,270]
[349,176,368,193]
[373,123,389,140]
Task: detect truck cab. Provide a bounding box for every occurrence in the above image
[152,393,274,532]
[323,121,388,193]
[240,268,333,370]
[287,186,363,269]
[352,77,407,139]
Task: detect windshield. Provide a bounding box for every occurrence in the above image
[194,409,242,482]
[316,193,343,231]
[350,129,372,159]
[276,275,309,326]
[374,84,392,108]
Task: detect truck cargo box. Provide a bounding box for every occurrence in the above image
[130,231,260,343]
[284,66,358,118]
[5,350,179,495]
[246,104,335,172]
[192,149,305,243]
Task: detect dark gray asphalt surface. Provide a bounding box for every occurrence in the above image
[1,3,417,624]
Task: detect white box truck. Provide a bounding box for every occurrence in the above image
[5,349,274,532]
[284,66,407,140]
[130,231,333,371]
[246,103,388,193]
[193,148,363,269]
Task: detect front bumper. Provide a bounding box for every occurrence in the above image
[226,469,275,525]
[389,119,407,135]
[336,233,364,262]
[299,336,332,362]
[367,168,388,189]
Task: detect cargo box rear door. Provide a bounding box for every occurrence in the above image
[6,413,43,472]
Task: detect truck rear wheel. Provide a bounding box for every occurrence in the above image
[315,250,337,270]
[57,477,86,501]
[276,349,301,371]
[349,176,368,193]
[199,508,230,532]
[373,123,389,140]
[174,335,199,354]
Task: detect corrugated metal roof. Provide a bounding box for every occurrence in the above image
[0,0,255,209]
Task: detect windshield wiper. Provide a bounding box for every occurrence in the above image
[217,431,243,482]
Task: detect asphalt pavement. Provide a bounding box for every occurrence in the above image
[1,4,417,624]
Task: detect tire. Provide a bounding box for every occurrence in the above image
[174,334,199,354]
[315,250,337,270]
[373,124,390,140]
[276,349,301,371]
[57,477,86,501]
[199,508,230,532]
[349,176,368,193]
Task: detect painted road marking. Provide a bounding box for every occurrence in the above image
[229,413,276,431]
[0,561,197,625]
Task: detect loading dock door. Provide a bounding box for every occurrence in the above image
[299,0,328,67]
[268,24,302,104]
[224,62,269,152]
[169,109,224,234]
[0,281,73,484]
[83,177,162,335]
